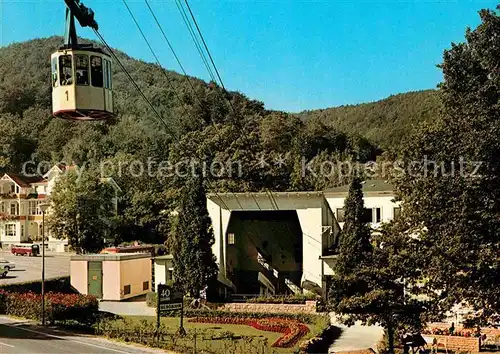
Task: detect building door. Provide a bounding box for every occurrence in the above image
[88,261,103,298]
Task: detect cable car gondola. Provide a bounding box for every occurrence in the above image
[51,0,113,121]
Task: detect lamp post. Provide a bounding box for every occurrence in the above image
[39,203,50,326]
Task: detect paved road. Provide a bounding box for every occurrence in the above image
[0,317,169,353]
[0,251,70,285]
[329,314,384,353]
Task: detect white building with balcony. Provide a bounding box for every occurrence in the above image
[0,164,120,252]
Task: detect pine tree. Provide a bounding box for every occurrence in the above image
[328,178,425,353]
[171,174,218,297]
[335,177,372,274]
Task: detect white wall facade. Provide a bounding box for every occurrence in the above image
[325,192,400,230]
[153,257,174,292]
[207,192,339,293]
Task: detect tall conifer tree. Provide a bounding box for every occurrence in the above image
[171,174,218,297]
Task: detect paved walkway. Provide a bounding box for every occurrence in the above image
[99,300,156,317]
[329,314,384,353]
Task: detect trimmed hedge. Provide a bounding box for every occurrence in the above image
[0,276,74,294]
[0,290,98,325]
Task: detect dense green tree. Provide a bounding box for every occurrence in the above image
[298,90,441,151]
[48,168,115,254]
[328,179,429,353]
[395,4,500,326]
[170,174,218,296]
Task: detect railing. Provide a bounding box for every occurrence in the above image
[285,278,302,294]
[258,272,276,294]
[257,251,279,278]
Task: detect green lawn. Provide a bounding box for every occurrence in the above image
[112,315,329,354]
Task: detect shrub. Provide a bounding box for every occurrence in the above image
[146,291,156,307]
[0,290,98,325]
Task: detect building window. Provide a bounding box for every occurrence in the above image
[15,185,19,193]
[51,57,58,87]
[393,207,401,219]
[6,224,16,237]
[0,202,4,213]
[143,281,149,291]
[228,233,235,245]
[10,185,15,193]
[375,208,381,223]
[10,203,18,216]
[123,285,131,295]
[75,54,89,86]
[29,201,42,215]
[21,224,24,238]
[59,55,73,86]
[91,56,103,88]
[336,208,345,223]
[103,59,112,89]
[360,208,371,223]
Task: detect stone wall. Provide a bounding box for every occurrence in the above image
[219,300,316,314]
[426,334,480,353]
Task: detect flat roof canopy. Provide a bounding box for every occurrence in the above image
[207,191,327,211]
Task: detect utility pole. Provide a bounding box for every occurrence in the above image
[39,203,50,326]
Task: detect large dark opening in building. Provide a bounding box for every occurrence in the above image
[225,210,303,295]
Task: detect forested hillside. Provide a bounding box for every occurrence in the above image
[0,37,379,244]
[297,90,442,150]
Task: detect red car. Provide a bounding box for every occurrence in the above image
[11,244,40,257]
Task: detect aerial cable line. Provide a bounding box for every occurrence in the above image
[144,0,199,98]
[122,0,185,107]
[174,0,217,83]
[92,28,176,136]
[182,0,237,115]
[183,0,228,91]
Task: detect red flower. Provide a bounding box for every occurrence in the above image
[188,316,310,348]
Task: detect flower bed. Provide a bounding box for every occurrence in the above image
[0,290,98,325]
[189,316,310,348]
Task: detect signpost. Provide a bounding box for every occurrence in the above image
[156,284,185,337]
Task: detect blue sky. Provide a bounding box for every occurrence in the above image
[0,0,497,112]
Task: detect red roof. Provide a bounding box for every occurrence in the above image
[4,173,46,187]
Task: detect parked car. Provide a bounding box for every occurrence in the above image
[0,265,8,278]
[11,244,40,256]
[0,259,15,271]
